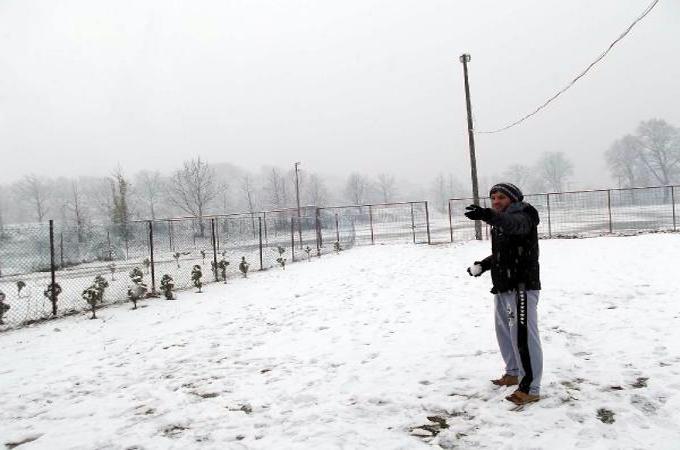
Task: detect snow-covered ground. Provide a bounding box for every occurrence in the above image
[1,234,679,449]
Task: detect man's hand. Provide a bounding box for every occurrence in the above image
[464,204,493,222]
[467,262,484,277]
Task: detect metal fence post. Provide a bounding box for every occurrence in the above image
[410,203,416,244]
[315,208,322,256]
[335,213,340,243]
[168,220,173,251]
[49,220,57,316]
[447,200,453,243]
[607,189,613,233]
[424,201,431,245]
[211,219,218,282]
[107,231,112,261]
[263,212,268,243]
[148,221,157,295]
[672,186,677,231]
[297,215,303,250]
[369,205,375,245]
[258,216,264,270]
[215,218,220,253]
[546,193,552,238]
[291,218,296,262]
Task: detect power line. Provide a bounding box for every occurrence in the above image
[473,0,661,135]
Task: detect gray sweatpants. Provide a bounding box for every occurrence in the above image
[494,289,542,395]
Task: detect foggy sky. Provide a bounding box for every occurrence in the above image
[1,0,678,190]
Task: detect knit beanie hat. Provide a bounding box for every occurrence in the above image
[489,183,523,203]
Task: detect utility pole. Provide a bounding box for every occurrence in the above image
[460,53,482,240]
[294,162,303,248]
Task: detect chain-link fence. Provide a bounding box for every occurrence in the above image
[0,201,431,331]
[318,201,431,247]
[448,185,679,241]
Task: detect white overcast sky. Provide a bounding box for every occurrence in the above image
[0,0,678,189]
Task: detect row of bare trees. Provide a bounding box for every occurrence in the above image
[1,159,430,230]
[606,119,680,189]
[14,129,675,230]
[0,154,579,232]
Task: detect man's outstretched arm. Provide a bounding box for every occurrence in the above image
[488,211,532,235]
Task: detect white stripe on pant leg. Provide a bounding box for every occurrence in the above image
[525,290,543,395]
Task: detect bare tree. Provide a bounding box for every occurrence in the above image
[135,170,164,220]
[376,173,396,203]
[264,168,289,209]
[501,165,535,191]
[345,173,369,205]
[167,157,218,237]
[241,175,258,237]
[65,180,89,242]
[605,135,648,188]
[535,152,574,192]
[82,177,115,223]
[635,119,680,186]
[305,173,328,206]
[15,174,51,222]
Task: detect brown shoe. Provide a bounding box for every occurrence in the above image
[505,390,540,405]
[491,374,519,386]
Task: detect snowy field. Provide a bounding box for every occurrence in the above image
[1,234,680,449]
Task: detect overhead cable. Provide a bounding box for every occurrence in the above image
[473,0,660,135]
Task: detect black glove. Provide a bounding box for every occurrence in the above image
[464,204,493,222]
[467,261,484,277]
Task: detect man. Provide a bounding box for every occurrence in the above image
[464,183,543,406]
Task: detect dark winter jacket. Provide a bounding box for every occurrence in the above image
[479,202,541,294]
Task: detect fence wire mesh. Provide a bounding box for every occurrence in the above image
[318,202,430,247]
[448,185,678,241]
[0,202,429,330]
[5,186,673,331]
[0,223,52,326]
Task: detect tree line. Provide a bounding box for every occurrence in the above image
[605,119,680,189]
[2,118,675,229]
[0,160,459,229]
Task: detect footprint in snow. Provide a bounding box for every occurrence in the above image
[631,377,649,388]
[630,394,658,415]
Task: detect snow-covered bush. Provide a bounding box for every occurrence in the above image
[160,274,175,300]
[239,257,249,278]
[218,259,230,283]
[82,286,101,319]
[0,291,9,325]
[93,275,109,303]
[275,246,286,270]
[43,282,62,305]
[127,267,147,309]
[191,265,203,292]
